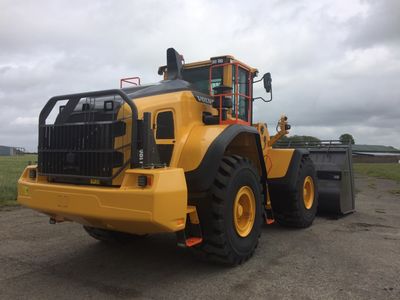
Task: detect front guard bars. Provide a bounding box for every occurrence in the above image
[39,89,140,169]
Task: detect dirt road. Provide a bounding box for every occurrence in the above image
[1,176,399,299]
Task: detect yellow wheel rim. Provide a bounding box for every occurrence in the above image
[233,186,256,237]
[303,176,314,209]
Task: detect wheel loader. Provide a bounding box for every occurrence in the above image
[18,48,354,265]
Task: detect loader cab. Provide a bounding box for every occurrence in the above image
[180,56,258,125]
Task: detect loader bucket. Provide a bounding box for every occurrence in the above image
[276,141,355,215]
[309,147,355,215]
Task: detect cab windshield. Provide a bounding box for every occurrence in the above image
[182,66,222,95]
[182,64,252,123]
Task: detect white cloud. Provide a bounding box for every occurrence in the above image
[11,117,38,125]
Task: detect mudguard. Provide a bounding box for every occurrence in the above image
[185,124,267,194]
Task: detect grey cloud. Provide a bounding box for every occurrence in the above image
[346,0,400,48]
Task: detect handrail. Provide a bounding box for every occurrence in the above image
[120,77,141,88]
[274,139,352,151]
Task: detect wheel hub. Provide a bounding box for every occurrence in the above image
[303,176,315,209]
[237,204,244,217]
[233,186,256,237]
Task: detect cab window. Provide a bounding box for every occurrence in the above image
[182,66,223,94]
[232,67,250,121]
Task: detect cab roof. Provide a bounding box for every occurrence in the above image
[183,55,258,74]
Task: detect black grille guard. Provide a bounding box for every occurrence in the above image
[38,89,140,181]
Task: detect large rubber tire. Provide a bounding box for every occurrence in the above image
[193,155,263,266]
[83,226,147,243]
[270,156,318,228]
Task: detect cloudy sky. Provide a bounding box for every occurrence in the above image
[1,0,399,151]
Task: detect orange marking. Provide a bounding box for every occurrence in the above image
[185,237,203,247]
[266,218,275,225]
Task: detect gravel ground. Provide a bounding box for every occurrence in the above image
[0,175,399,299]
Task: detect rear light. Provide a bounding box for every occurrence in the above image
[138,175,147,187]
[138,175,152,188]
[29,169,37,179]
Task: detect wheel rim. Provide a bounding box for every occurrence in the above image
[303,176,314,209]
[233,186,256,237]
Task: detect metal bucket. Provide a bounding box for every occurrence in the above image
[275,140,355,215]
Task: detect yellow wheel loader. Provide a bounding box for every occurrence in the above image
[18,48,354,265]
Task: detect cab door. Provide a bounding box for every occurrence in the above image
[232,66,252,123]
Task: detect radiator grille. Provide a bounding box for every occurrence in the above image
[38,121,125,179]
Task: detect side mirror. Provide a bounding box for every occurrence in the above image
[263,72,272,93]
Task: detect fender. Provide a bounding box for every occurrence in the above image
[267,148,309,192]
[185,124,267,194]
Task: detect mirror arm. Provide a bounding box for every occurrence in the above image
[252,76,264,84]
[253,87,273,102]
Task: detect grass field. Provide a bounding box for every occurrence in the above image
[0,155,37,206]
[353,163,400,182]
